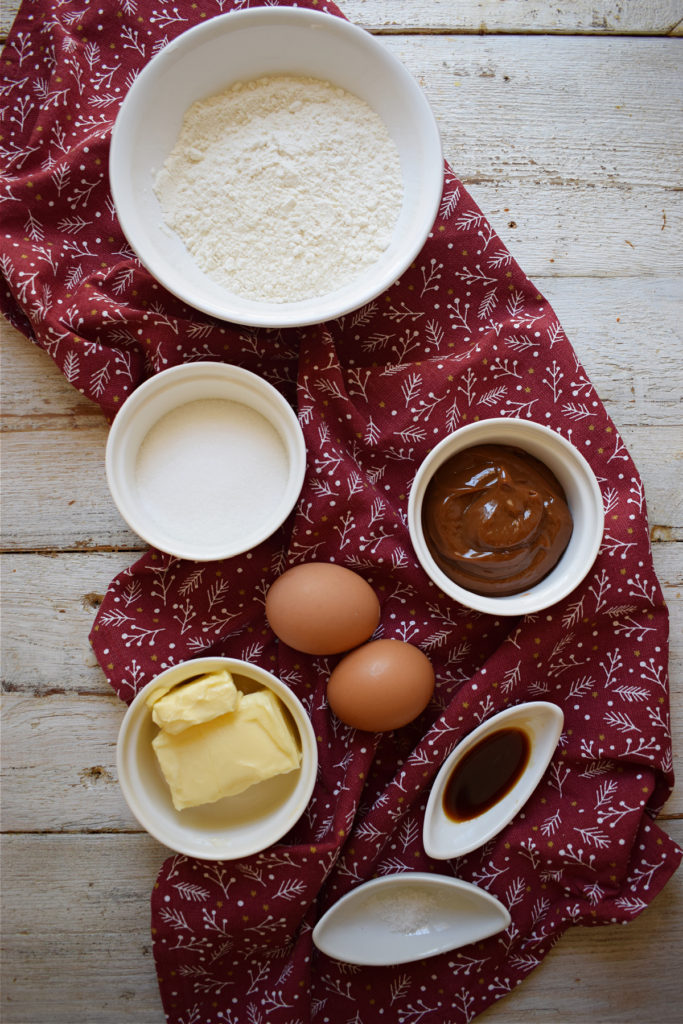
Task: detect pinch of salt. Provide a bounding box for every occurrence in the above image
[364,886,442,935]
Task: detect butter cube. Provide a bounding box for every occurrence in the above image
[149,670,240,734]
[152,688,302,811]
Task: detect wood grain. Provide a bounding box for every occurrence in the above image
[1,2,682,1022]
[4,543,680,706]
[2,315,681,551]
[3,1,683,39]
[395,35,682,189]
[1,835,166,1023]
[340,1,683,36]
[1,827,682,1024]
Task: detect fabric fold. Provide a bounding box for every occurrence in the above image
[1,1,679,1022]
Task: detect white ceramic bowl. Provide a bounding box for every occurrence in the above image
[108,7,443,327]
[422,702,564,860]
[408,419,605,616]
[312,872,510,965]
[116,657,318,860]
[105,362,306,561]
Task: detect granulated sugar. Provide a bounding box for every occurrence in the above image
[135,398,289,548]
[154,75,403,302]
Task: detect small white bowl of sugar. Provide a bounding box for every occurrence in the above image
[109,6,443,327]
[105,362,306,561]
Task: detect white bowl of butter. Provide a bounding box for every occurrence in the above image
[116,657,317,859]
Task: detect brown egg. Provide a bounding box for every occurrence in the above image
[265,562,380,655]
[327,639,435,732]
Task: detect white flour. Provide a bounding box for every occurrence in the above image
[135,399,289,548]
[154,75,403,302]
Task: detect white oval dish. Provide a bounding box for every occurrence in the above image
[116,657,317,860]
[423,701,564,860]
[109,7,443,328]
[407,418,605,616]
[106,362,306,561]
[312,872,510,965]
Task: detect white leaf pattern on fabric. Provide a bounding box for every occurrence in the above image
[1,2,680,1023]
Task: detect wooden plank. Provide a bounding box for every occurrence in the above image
[1,693,137,831]
[3,1,683,40]
[3,276,682,451]
[1,833,167,932]
[2,417,680,550]
[0,37,680,198]
[474,187,682,281]
[342,1,683,36]
[1,935,164,1024]
[2,536,682,827]
[517,278,682,426]
[1,551,134,696]
[384,35,683,190]
[1,538,681,708]
[0,424,139,550]
[1,826,682,1024]
[2,283,682,554]
[7,188,675,314]
[4,278,682,423]
[33,36,683,188]
[616,424,683,540]
[2,185,682,375]
[0,332,107,432]
[1,834,166,1024]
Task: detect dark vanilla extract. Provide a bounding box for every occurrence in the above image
[443,727,530,822]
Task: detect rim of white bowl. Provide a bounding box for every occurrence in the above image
[108,7,444,328]
[105,362,306,561]
[407,419,605,616]
[116,657,318,860]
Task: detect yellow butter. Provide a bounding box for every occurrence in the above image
[150,670,240,734]
[152,688,302,811]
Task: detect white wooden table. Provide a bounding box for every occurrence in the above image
[2,2,682,1021]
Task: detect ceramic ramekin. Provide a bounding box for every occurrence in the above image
[116,656,317,860]
[105,362,306,562]
[408,418,605,616]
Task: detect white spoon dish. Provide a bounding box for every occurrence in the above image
[423,701,564,860]
[312,872,510,966]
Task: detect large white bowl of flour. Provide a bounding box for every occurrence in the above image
[109,7,443,328]
[105,362,306,561]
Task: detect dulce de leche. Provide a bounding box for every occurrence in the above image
[421,444,573,597]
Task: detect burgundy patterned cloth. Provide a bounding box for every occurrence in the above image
[2,2,680,1022]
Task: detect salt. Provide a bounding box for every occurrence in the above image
[134,398,289,549]
[364,884,442,936]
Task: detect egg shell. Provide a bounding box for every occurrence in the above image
[327,639,435,732]
[265,562,381,656]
